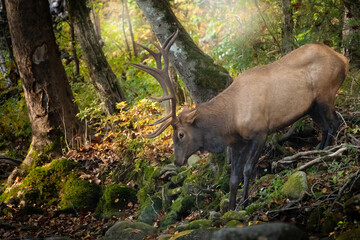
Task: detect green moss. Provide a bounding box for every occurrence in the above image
[306,208,322,231]
[170,195,196,217]
[188,219,212,229]
[28,133,64,169]
[225,219,242,227]
[60,175,101,210]
[137,196,162,225]
[1,158,78,205]
[96,184,137,215]
[221,210,247,222]
[161,211,178,228]
[281,171,309,200]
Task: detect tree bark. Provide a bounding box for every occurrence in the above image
[4,0,81,167]
[135,0,232,104]
[124,0,137,57]
[342,0,360,67]
[281,0,294,54]
[69,21,80,78]
[90,0,103,45]
[67,0,126,115]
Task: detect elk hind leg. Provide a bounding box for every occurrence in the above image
[309,103,339,149]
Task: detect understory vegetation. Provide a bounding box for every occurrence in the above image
[1,0,360,239]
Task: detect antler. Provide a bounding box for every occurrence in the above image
[130,29,180,138]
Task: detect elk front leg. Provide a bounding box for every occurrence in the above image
[237,134,267,209]
[229,144,248,210]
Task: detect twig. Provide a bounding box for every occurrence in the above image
[297,146,346,171]
[254,0,282,53]
[330,169,360,210]
[147,194,160,218]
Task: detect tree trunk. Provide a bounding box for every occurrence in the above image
[343,0,360,67]
[90,0,103,45]
[67,0,126,115]
[281,0,294,54]
[135,0,232,104]
[69,21,80,78]
[123,0,137,57]
[4,0,81,168]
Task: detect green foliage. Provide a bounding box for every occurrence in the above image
[60,175,101,210]
[0,86,31,158]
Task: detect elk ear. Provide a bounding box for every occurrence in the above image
[183,109,197,124]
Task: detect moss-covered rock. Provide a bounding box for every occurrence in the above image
[137,196,162,225]
[306,208,322,232]
[336,228,360,240]
[102,221,156,240]
[188,219,212,229]
[169,230,194,240]
[0,158,77,205]
[344,193,360,220]
[221,210,247,223]
[161,211,178,228]
[225,219,242,227]
[281,171,309,200]
[60,175,101,210]
[96,184,136,217]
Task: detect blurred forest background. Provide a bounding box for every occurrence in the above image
[0,0,360,239]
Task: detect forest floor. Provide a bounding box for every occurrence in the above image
[1,97,360,240]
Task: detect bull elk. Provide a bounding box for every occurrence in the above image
[131,29,349,210]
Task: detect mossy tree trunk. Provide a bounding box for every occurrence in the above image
[135,0,232,104]
[4,0,81,169]
[67,0,126,115]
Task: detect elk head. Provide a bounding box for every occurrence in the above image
[131,29,202,166]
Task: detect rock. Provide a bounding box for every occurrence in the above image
[209,211,222,227]
[160,211,178,228]
[137,197,162,225]
[221,210,247,223]
[225,220,242,227]
[96,184,137,217]
[344,193,360,220]
[209,211,221,221]
[219,198,229,214]
[102,221,156,240]
[188,155,201,166]
[157,233,173,240]
[281,171,309,200]
[45,237,71,240]
[211,222,308,240]
[174,219,212,232]
[188,219,212,230]
[336,227,360,240]
[174,229,215,240]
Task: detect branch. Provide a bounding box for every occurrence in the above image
[0,156,22,165]
[254,0,282,53]
[296,146,347,171]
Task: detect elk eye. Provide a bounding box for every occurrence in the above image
[178,132,185,140]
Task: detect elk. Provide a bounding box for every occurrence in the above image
[131,29,349,210]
